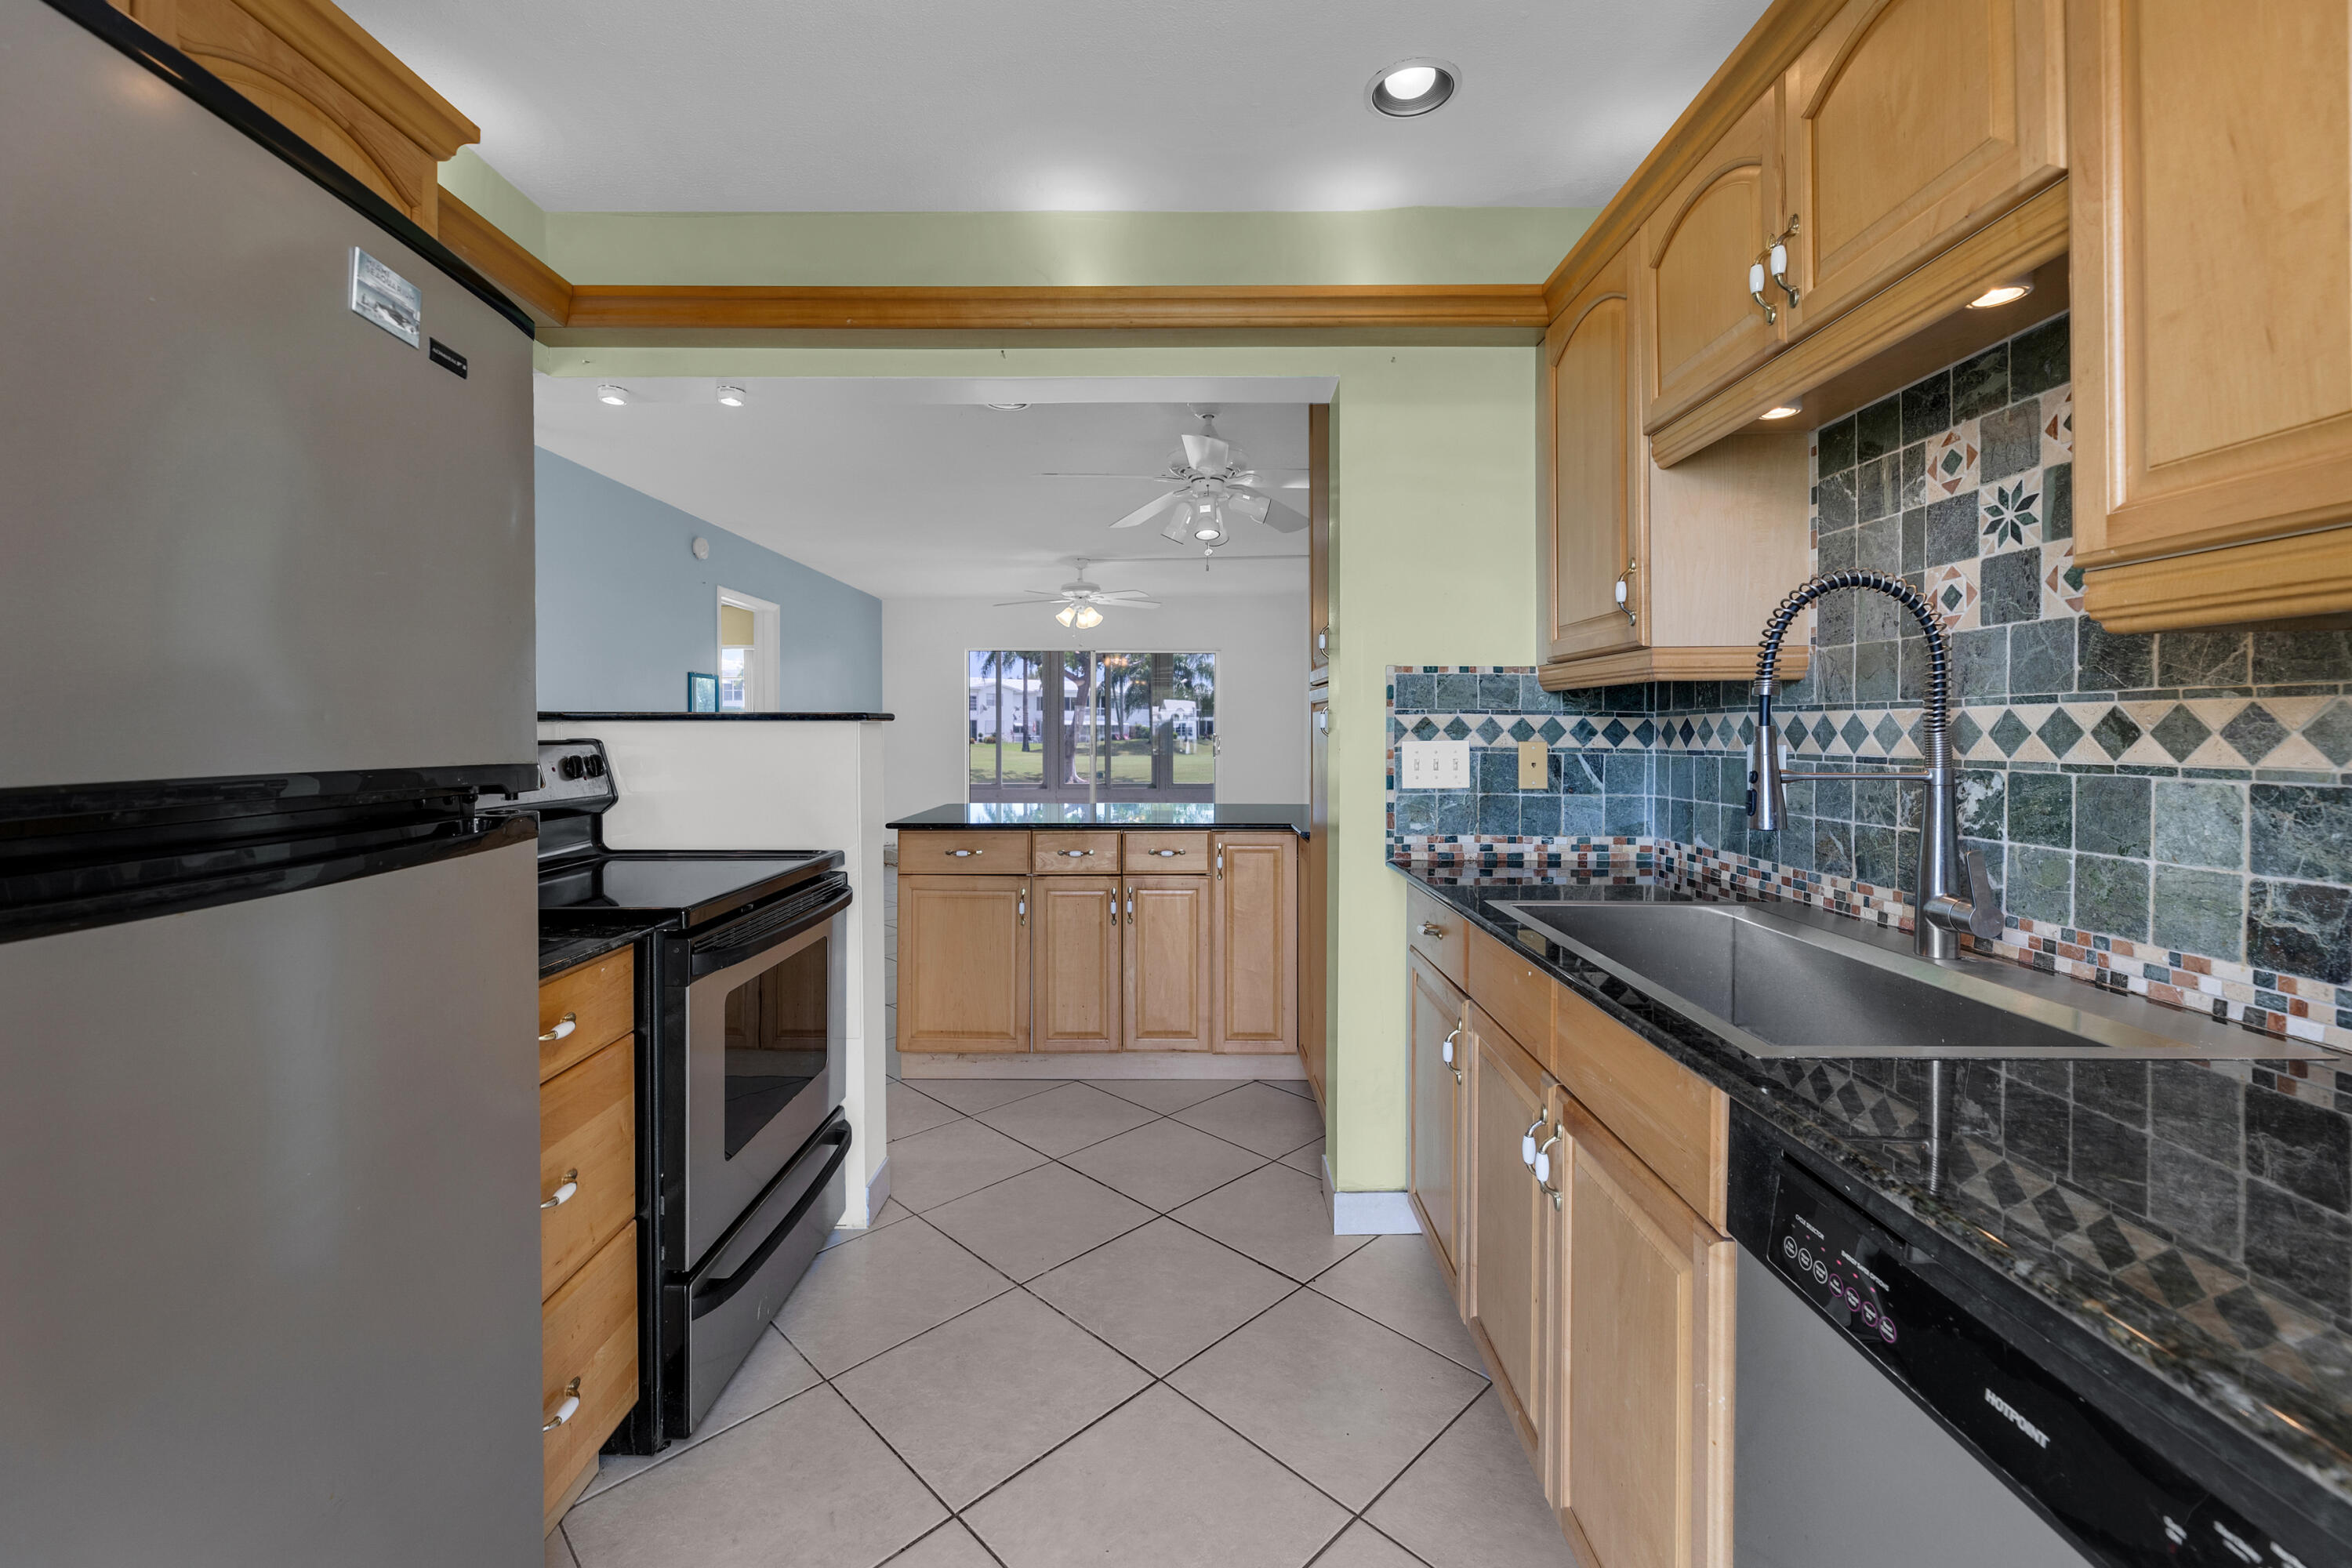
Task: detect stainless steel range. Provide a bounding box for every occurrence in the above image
[499,739,852,1445]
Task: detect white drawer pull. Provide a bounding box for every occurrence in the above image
[1149,848,1185,857]
[543,1379,581,1432]
[947,848,982,858]
[539,1012,576,1044]
[541,1171,579,1210]
[1440,1029,1457,1067]
[1420,921,1445,937]
[1058,848,1093,857]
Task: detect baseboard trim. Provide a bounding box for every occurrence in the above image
[831,1154,889,1239]
[1323,1156,1422,1236]
[900,1052,1305,1080]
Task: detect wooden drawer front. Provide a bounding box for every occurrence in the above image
[1123,831,1210,873]
[1466,923,1554,1060]
[540,1036,636,1302]
[1033,832,1123,874]
[543,1221,637,1532]
[906,829,1025,873]
[1406,885,1468,990]
[539,950,633,1083]
[1552,984,1730,1230]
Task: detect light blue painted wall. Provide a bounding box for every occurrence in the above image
[535,448,883,712]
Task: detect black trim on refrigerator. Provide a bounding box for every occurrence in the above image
[34,0,535,339]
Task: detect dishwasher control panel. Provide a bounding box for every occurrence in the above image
[1767,1159,2317,1568]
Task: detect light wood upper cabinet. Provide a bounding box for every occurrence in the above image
[1641,87,1786,431]
[1033,877,1120,1052]
[1301,702,1330,1101]
[1409,950,1468,1292]
[2071,0,2352,627]
[1552,1098,1735,1568]
[897,875,1030,1053]
[1780,0,2065,337]
[1545,242,1643,664]
[1211,834,1298,1054]
[1465,1012,1554,1460]
[1124,877,1212,1052]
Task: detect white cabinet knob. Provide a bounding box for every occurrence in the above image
[1522,1133,1539,1167]
[1440,1029,1457,1067]
[1533,1148,1552,1185]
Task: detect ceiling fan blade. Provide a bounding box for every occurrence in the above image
[1111,490,1184,529]
[1041,472,1177,481]
[1180,433,1232,473]
[1115,599,1162,609]
[1096,590,1156,601]
[993,599,1059,608]
[1231,487,1310,533]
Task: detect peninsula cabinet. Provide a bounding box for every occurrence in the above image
[897,875,1032,1053]
[1210,833,1299,1054]
[1124,874,1214,1052]
[2069,0,2352,628]
[1033,876,1120,1052]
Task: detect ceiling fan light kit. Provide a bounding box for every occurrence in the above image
[1101,411,1311,551]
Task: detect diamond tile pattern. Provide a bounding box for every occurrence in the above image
[562,1078,1562,1568]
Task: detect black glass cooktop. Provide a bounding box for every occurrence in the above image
[537,851,834,927]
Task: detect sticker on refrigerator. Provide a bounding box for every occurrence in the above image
[348,248,421,347]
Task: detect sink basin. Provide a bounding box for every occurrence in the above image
[1496,899,2325,1060]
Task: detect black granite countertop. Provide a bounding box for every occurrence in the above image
[539,922,663,981]
[538,711,893,722]
[891,803,1309,835]
[1396,859,2352,1548]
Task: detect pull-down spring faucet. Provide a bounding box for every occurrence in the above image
[1746,570,2003,960]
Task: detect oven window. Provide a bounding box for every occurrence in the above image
[720,934,829,1158]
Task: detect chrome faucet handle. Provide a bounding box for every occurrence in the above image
[1962,848,2004,942]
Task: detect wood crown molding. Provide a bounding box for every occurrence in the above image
[1540,0,1849,321]
[2082,528,2352,633]
[1535,645,1806,691]
[227,0,478,156]
[437,192,573,328]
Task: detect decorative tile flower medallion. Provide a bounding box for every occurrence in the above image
[1980,478,2042,552]
[1926,559,1980,633]
[1925,425,1980,497]
[2042,386,2074,464]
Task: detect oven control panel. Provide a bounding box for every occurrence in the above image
[1767,1160,2317,1568]
[495,739,617,812]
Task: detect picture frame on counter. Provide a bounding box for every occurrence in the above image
[686,672,717,713]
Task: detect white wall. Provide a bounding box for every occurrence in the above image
[880,593,1308,822]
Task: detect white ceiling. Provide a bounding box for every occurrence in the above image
[535,378,1319,602]
[344,0,1767,212]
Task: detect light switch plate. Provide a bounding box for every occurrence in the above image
[1517,740,1548,788]
[1399,739,1471,789]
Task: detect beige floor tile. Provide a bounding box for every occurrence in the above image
[887,1078,963,1140]
[1029,1218,1296,1374]
[1279,1137,1327,1178]
[972,1081,1158,1156]
[1268,1078,1318,1100]
[1309,1236,1486,1375]
[884,1117,1047,1213]
[921,1163,1155,1281]
[546,1525,579,1566]
[884,1521,998,1567]
[1364,1390,1579,1568]
[1169,1290,1486,1508]
[564,1386,946,1568]
[1171,1163,1374,1283]
[1089,1078,1244,1115]
[834,1290,1149,1508]
[902,1078,1067,1114]
[964,1385,1348,1568]
[775,1218,1014,1376]
[1309,1523,1426,1568]
[579,1327,820,1500]
[1172,1081,1327,1157]
[1062,1117,1268,1212]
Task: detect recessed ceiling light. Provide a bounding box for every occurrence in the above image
[716,384,746,406]
[1368,58,1457,117]
[985,402,1030,411]
[1968,274,2034,309]
[596,384,628,405]
[1760,397,1802,421]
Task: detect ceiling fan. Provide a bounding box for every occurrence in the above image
[993,560,1160,628]
[1047,410,1309,549]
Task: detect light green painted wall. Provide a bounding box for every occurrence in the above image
[437,150,551,263]
[538,340,1540,1192]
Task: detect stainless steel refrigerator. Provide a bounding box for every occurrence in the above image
[2,2,543,1562]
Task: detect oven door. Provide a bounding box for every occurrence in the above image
[681,880,850,1269]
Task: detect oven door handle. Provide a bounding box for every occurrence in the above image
[690,1121,853,1319]
[689,884,854,979]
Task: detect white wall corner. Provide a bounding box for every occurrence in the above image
[1322,1156,1421,1236]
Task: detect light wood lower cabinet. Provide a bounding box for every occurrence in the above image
[1212,833,1298,1054]
[1125,876,1212,1051]
[1033,876,1120,1052]
[1465,1011,1555,1459]
[1408,951,1468,1294]
[897,875,1032,1052]
[542,1221,638,1532]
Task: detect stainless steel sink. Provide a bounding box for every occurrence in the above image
[1497,899,2326,1060]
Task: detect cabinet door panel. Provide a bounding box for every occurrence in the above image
[1211,835,1297,1053]
[1785,0,2065,334]
[898,875,1029,1053]
[1466,1018,1551,1457]
[1409,952,1467,1287]
[1642,89,1783,429]
[1547,241,1643,662]
[1125,876,1210,1051]
[2073,0,2352,570]
[1557,1102,1734,1568]
[1035,876,1120,1052]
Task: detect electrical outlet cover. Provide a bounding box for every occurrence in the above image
[1517,740,1547,788]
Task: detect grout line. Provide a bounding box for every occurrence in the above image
[550,1522,581,1566]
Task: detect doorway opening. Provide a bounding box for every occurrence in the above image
[716,587,779,712]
